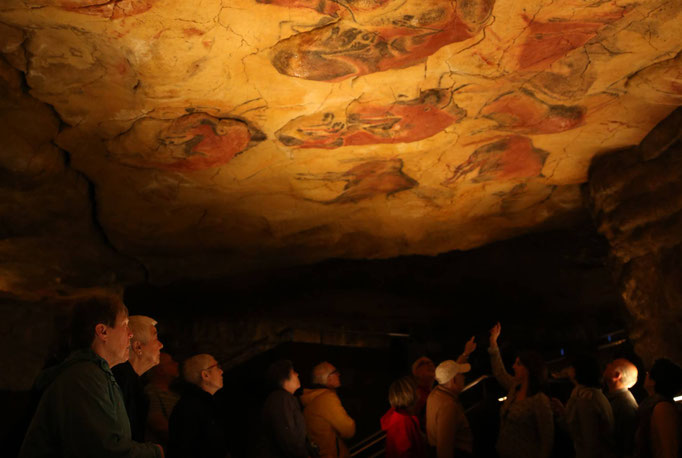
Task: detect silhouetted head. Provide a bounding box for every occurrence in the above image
[516,351,547,395]
[267,359,301,394]
[572,353,602,388]
[645,358,682,399]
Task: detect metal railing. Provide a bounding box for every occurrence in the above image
[349,374,491,457]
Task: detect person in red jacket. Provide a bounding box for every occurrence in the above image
[381,376,428,458]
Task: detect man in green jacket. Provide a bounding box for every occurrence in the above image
[20,295,163,458]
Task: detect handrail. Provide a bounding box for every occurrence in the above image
[349,374,491,456]
[350,432,387,456]
[349,429,386,452]
[462,374,490,393]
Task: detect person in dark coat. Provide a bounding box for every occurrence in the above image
[113,315,164,442]
[260,359,311,458]
[19,295,162,458]
[168,354,230,458]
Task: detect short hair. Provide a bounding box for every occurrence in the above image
[311,361,334,385]
[182,354,214,386]
[611,358,638,389]
[411,356,434,376]
[128,315,158,344]
[572,353,602,388]
[70,296,128,350]
[267,359,294,389]
[517,350,547,396]
[388,376,417,409]
[649,358,682,399]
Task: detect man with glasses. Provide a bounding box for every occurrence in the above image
[168,354,229,458]
[19,295,163,458]
[300,362,355,458]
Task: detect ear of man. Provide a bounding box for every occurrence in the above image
[95,323,108,341]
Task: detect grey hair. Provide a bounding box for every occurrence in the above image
[311,361,334,385]
[128,315,158,345]
[182,354,215,387]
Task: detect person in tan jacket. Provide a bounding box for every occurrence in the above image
[300,362,356,458]
[426,337,476,458]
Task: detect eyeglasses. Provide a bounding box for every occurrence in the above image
[203,362,221,372]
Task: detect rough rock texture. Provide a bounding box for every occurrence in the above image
[0,53,144,300]
[1,0,681,289]
[586,107,682,365]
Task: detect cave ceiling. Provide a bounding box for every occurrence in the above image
[1,0,681,298]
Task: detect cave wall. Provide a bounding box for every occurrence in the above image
[586,107,682,365]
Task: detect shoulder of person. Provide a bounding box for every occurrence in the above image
[652,400,679,419]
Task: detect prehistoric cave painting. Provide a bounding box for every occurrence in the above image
[514,1,630,72]
[298,158,418,204]
[277,89,465,148]
[626,52,682,105]
[37,0,156,19]
[256,0,390,16]
[496,182,556,214]
[271,0,495,81]
[442,136,548,186]
[479,89,585,134]
[108,113,265,172]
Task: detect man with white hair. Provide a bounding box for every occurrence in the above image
[168,354,229,458]
[300,361,355,458]
[20,296,162,458]
[603,358,639,458]
[113,315,164,442]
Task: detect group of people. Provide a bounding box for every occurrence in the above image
[259,360,356,457]
[16,295,682,458]
[380,323,682,458]
[17,294,360,458]
[19,295,233,458]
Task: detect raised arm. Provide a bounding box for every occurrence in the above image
[487,322,516,391]
[456,336,477,364]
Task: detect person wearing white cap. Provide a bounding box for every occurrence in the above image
[425,338,476,458]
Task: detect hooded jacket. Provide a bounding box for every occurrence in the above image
[19,348,162,458]
[300,387,355,458]
[380,408,428,458]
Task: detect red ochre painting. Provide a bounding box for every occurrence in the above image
[298,158,418,204]
[479,89,585,134]
[47,0,156,19]
[270,0,495,81]
[277,89,465,148]
[443,136,549,185]
[255,0,390,16]
[515,3,629,71]
[109,113,265,172]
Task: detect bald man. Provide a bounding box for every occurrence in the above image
[300,362,355,458]
[604,358,639,458]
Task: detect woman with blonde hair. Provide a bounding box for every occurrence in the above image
[381,376,428,458]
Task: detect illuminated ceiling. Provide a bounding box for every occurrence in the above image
[1,0,681,294]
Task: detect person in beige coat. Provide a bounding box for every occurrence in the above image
[300,362,356,458]
[426,357,474,458]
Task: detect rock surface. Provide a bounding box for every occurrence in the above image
[586,107,682,365]
[0,0,681,291]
